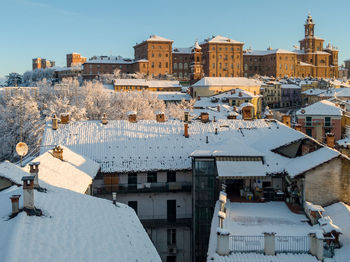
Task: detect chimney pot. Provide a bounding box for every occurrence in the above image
[201,112,209,123]
[101,113,108,125]
[156,111,166,122]
[217,105,220,112]
[29,162,40,188]
[184,111,189,122]
[184,123,189,138]
[127,111,137,123]
[60,113,70,124]
[53,145,63,160]
[52,114,58,130]
[10,195,21,216]
[197,96,201,101]
[22,176,34,210]
[326,133,335,148]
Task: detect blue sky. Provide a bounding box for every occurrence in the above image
[1,0,350,78]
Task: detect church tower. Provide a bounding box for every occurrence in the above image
[304,13,315,37]
[190,41,203,84]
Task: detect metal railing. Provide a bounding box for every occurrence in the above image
[275,236,309,253]
[230,235,264,253]
[94,181,192,194]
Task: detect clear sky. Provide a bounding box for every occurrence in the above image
[1,0,350,78]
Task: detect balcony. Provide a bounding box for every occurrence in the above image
[94,181,192,195]
[140,214,192,227]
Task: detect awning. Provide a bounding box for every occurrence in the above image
[216,161,267,178]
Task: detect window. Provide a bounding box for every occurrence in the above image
[285,64,288,70]
[212,47,215,50]
[219,63,222,69]
[167,229,176,245]
[167,171,176,182]
[179,63,183,69]
[166,256,176,262]
[173,63,177,69]
[159,62,162,68]
[151,62,154,68]
[147,172,157,183]
[166,62,168,68]
[128,201,138,214]
[159,53,161,57]
[306,128,312,137]
[166,53,168,57]
[184,63,188,70]
[325,117,331,127]
[152,53,154,57]
[179,72,183,78]
[212,54,215,58]
[306,116,312,126]
[212,63,215,69]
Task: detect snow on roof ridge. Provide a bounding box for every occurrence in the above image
[200,35,243,45]
[192,77,262,87]
[296,100,343,116]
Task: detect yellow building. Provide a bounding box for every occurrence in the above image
[261,81,281,108]
[190,77,262,99]
[113,79,181,92]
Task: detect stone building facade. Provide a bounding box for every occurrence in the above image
[243,14,339,79]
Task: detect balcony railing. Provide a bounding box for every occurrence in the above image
[140,213,192,227]
[94,181,192,195]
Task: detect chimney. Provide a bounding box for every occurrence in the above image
[340,103,346,110]
[217,105,220,112]
[227,112,237,120]
[184,111,189,122]
[128,111,137,123]
[101,113,108,125]
[201,112,209,123]
[53,145,63,160]
[52,114,58,130]
[29,162,40,188]
[60,113,70,124]
[215,128,218,135]
[294,124,302,132]
[242,106,254,120]
[213,116,216,122]
[22,176,34,210]
[197,96,201,100]
[156,111,166,122]
[231,89,236,94]
[282,115,291,127]
[326,133,335,148]
[10,195,21,216]
[238,92,242,97]
[206,136,209,143]
[184,123,189,138]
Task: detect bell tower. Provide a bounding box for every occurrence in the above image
[190,41,203,84]
[304,13,315,37]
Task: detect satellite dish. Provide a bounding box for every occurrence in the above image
[16,142,28,157]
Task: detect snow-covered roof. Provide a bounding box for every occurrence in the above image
[296,100,343,116]
[173,47,192,54]
[200,35,243,45]
[86,56,135,64]
[281,84,300,89]
[153,91,191,101]
[244,49,295,56]
[144,35,173,42]
[192,77,262,87]
[22,146,100,194]
[0,161,28,185]
[0,174,160,262]
[41,119,340,177]
[301,88,325,96]
[113,79,181,88]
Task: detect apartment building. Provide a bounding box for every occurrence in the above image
[32,57,55,70]
[66,52,87,67]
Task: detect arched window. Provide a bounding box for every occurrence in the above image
[179,63,183,69]
[184,63,188,70]
[179,72,183,78]
[173,63,177,69]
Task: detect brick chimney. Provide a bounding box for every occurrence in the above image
[10,195,21,216]
[184,111,189,122]
[53,145,63,160]
[22,176,34,210]
[156,111,166,122]
[101,113,108,125]
[217,105,220,112]
[128,111,137,123]
[326,133,335,148]
[282,115,291,127]
[227,112,237,120]
[184,123,189,138]
[294,124,302,132]
[60,113,70,124]
[197,96,201,100]
[29,162,40,188]
[201,112,209,123]
[52,114,58,130]
[242,106,253,120]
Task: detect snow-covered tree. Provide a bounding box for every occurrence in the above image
[0,93,43,162]
[166,99,195,120]
[5,72,23,87]
[23,68,55,85]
